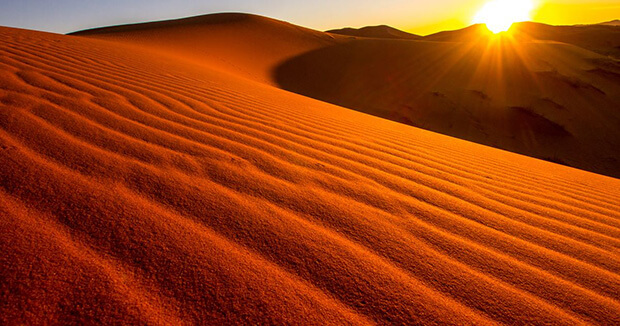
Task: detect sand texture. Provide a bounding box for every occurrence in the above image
[75,15,620,177]
[1,14,620,325]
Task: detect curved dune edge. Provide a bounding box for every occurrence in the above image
[1,26,619,325]
[69,13,340,85]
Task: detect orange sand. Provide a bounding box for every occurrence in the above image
[73,15,620,177]
[71,13,340,85]
[1,14,620,325]
[276,23,620,178]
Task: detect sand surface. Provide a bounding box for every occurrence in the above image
[276,24,620,178]
[71,13,340,85]
[1,14,620,325]
[74,15,620,177]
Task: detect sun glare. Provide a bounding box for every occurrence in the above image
[473,0,535,33]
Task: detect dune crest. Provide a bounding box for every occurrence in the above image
[1,14,620,325]
[598,20,620,26]
[71,13,339,84]
[423,22,620,60]
[327,25,421,40]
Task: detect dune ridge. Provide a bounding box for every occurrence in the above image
[423,22,620,59]
[327,25,421,40]
[1,20,620,326]
[598,20,620,27]
[70,13,339,84]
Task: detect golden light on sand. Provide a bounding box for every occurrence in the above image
[2,8,620,326]
[473,0,535,33]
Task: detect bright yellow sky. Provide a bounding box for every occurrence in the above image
[405,1,620,35]
[534,1,620,25]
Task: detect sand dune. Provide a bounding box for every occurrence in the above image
[327,25,421,40]
[1,15,620,326]
[424,22,620,60]
[276,28,620,177]
[73,14,620,177]
[599,20,620,27]
[71,13,340,84]
[509,22,620,59]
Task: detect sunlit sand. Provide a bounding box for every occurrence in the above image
[1,11,619,325]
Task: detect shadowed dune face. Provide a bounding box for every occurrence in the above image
[275,36,620,177]
[599,20,620,27]
[509,22,620,59]
[424,23,620,59]
[2,18,620,325]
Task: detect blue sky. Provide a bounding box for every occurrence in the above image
[0,0,490,34]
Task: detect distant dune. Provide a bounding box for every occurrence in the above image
[71,13,340,84]
[509,22,620,59]
[597,20,620,27]
[1,13,620,325]
[424,22,620,59]
[327,25,421,40]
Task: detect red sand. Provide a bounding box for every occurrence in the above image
[1,14,620,325]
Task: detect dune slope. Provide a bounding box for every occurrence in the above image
[510,22,620,59]
[599,20,620,27]
[70,13,339,84]
[71,15,620,177]
[1,24,620,325]
[424,22,620,59]
[275,36,620,177]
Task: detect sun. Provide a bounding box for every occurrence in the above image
[473,0,535,33]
